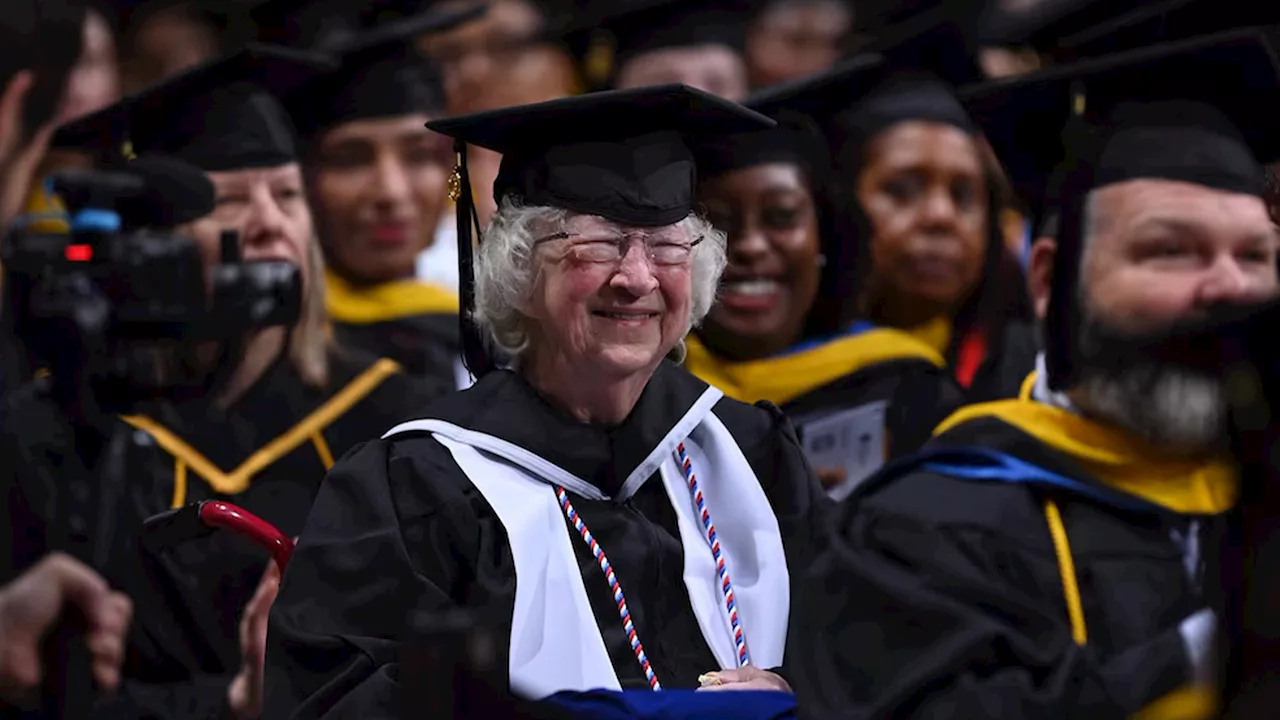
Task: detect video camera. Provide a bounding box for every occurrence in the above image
[2,158,302,420]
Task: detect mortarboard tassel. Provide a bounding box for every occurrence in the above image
[452,139,497,379]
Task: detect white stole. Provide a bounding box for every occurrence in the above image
[383,387,790,698]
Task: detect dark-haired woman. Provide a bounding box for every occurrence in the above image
[686,113,966,498]
[836,74,1037,401]
[753,66,1038,402]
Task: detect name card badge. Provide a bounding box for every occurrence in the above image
[799,401,888,502]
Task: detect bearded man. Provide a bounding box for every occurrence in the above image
[786,30,1280,719]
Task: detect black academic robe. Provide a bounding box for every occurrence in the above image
[0,350,444,720]
[331,314,459,386]
[264,361,829,720]
[684,327,967,497]
[325,270,462,389]
[788,401,1225,719]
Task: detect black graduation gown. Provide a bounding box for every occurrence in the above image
[263,361,829,720]
[0,350,444,720]
[325,269,462,388]
[683,327,966,496]
[788,402,1228,719]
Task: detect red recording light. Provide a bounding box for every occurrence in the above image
[64,243,92,262]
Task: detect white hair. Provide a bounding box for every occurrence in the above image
[472,197,728,360]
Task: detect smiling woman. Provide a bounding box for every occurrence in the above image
[287,9,478,388]
[265,85,829,717]
[686,111,967,498]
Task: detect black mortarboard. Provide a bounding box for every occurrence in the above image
[250,0,424,49]
[565,0,752,88]
[51,44,335,172]
[850,1,987,85]
[749,52,977,170]
[692,110,829,181]
[107,154,216,228]
[978,0,1280,61]
[963,27,1280,226]
[960,28,1280,390]
[746,0,989,153]
[288,5,486,141]
[425,84,776,377]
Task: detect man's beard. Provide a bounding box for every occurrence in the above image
[1070,308,1228,454]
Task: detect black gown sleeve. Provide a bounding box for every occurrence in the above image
[788,472,1192,719]
[745,402,832,684]
[263,435,493,720]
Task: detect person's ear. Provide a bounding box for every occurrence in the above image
[1027,236,1057,321]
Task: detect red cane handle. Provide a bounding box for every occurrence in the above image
[196,501,295,571]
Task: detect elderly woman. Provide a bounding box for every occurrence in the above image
[264,85,827,718]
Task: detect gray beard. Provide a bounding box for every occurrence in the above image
[1070,311,1228,453]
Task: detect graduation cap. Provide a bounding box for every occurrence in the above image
[748,51,978,169]
[851,0,988,85]
[425,84,776,377]
[52,44,336,172]
[287,5,487,142]
[249,0,356,49]
[565,0,753,89]
[962,26,1280,226]
[978,0,1280,61]
[959,27,1280,390]
[745,0,990,152]
[108,154,216,229]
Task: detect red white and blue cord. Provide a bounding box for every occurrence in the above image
[677,442,751,667]
[554,443,750,691]
[556,485,662,690]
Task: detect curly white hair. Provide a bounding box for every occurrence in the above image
[471,197,728,361]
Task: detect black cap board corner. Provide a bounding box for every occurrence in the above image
[961,25,1280,221]
[979,0,1280,60]
[744,1,988,144]
[425,84,776,378]
[53,43,337,171]
[252,0,482,49]
[564,0,753,88]
[746,48,977,154]
[958,26,1280,392]
[852,1,988,86]
[744,52,886,123]
[109,153,217,229]
[287,4,488,141]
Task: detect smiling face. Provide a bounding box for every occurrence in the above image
[698,162,822,358]
[856,120,989,325]
[522,213,695,380]
[308,115,452,283]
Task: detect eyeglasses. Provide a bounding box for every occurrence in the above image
[533,231,703,267]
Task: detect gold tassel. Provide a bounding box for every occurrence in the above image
[447,150,463,202]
